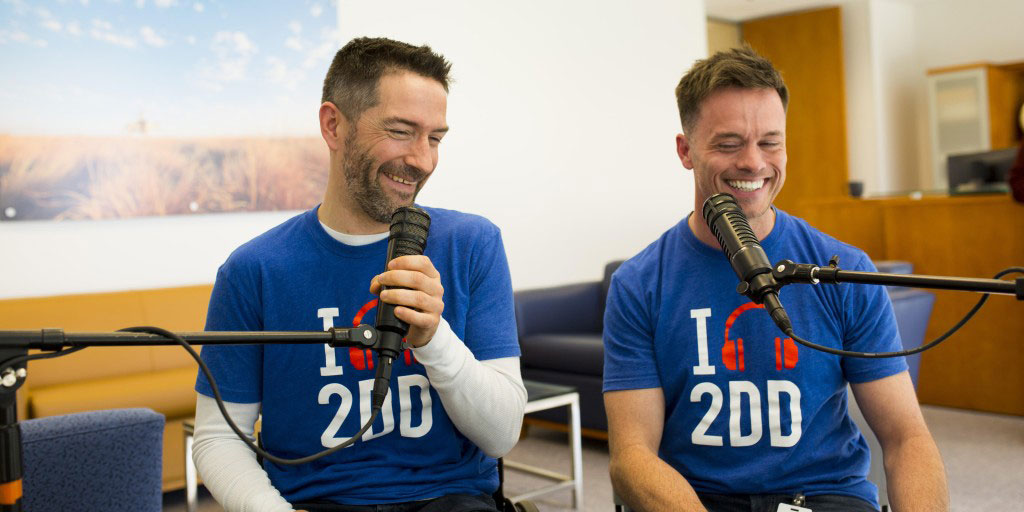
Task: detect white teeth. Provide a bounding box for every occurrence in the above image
[726,178,765,192]
[384,172,414,185]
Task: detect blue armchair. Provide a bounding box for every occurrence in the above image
[19,407,165,512]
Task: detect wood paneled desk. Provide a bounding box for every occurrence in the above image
[792,194,1024,415]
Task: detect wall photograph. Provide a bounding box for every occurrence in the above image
[0,0,338,221]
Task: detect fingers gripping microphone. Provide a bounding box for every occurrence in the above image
[702,193,793,333]
[371,206,431,411]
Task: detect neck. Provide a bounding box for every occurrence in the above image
[319,161,389,235]
[689,205,776,249]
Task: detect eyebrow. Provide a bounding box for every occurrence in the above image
[384,116,449,134]
[709,130,784,141]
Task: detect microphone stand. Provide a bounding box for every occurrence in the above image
[0,325,379,512]
[770,255,1024,300]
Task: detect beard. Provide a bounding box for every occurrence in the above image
[342,136,427,224]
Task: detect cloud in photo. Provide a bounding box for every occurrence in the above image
[140,25,166,47]
[91,19,136,48]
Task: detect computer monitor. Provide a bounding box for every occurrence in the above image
[946,147,1017,194]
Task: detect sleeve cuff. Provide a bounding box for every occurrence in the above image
[410,317,459,369]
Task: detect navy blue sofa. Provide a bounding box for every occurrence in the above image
[515,261,934,433]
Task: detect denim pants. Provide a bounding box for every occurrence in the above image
[697,492,879,512]
[293,493,498,512]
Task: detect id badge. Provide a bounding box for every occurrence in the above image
[776,505,812,512]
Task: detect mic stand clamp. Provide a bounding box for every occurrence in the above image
[329,325,378,348]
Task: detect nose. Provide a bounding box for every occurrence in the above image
[736,143,766,173]
[403,136,436,175]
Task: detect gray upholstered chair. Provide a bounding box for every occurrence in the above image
[20,407,165,512]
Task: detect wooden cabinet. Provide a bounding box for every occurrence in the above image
[927,62,1024,188]
[793,195,1024,415]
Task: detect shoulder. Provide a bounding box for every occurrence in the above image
[617,218,692,282]
[775,209,873,270]
[221,209,315,273]
[420,206,503,248]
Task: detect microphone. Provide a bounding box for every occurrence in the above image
[371,206,431,411]
[702,193,792,333]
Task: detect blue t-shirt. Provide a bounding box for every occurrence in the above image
[195,205,520,505]
[603,209,907,507]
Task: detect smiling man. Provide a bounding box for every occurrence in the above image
[192,37,525,512]
[602,47,948,512]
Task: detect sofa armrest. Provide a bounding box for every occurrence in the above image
[888,288,935,389]
[514,282,604,340]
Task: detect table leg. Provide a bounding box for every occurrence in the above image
[184,427,197,512]
[569,395,583,511]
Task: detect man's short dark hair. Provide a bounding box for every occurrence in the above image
[675,46,788,135]
[321,36,452,123]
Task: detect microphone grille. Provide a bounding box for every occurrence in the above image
[702,193,758,260]
[389,206,431,257]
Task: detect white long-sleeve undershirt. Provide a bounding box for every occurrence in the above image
[192,318,525,512]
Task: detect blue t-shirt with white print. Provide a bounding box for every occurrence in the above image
[195,205,520,505]
[603,209,907,507]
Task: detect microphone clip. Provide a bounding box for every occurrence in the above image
[327,324,378,348]
[771,255,843,287]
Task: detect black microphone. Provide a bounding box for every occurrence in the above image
[702,193,792,332]
[371,206,431,411]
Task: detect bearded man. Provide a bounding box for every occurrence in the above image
[193,37,526,512]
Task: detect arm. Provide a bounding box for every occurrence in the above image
[191,395,296,512]
[606,388,707,512]
[371,255,526,456]
[413,319,526,456]
[851,372,949,512]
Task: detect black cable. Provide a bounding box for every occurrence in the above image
[784,267,1024,359]
[118,326,380,466]
[3,346,86,367]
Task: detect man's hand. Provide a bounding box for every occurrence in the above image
[370,255,445,347]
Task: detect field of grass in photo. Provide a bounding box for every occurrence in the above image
[0,135,328,221]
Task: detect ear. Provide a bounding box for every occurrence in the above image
[676,133,695,170]
[319,102,347,152]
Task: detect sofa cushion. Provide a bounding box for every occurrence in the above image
[520,333,604,376]
[30,366,197,419]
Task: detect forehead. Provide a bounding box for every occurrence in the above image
[369,71,448,129]
[693,87,786,137]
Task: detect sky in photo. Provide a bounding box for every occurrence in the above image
[0,0,340,137]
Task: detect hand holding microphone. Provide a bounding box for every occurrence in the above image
[369,254,445,348]
[367,206,437,411]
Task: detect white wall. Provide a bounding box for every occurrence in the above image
[841,0,919,197]
[913,0,1024,70]
[0,0,707,299]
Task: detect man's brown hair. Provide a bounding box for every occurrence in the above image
[675,46,788,134]
[321,37,452,123]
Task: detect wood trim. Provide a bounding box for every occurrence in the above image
[927,62,993,75]
[522,416,609,441]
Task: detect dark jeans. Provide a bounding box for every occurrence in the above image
[697,492,879,512]
[294,493,498,512]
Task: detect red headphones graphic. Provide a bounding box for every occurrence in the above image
[348,299,416,370]
[722,302,798,371]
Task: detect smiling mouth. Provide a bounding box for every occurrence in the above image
[382,171,416,186]
[726,178,766,192]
